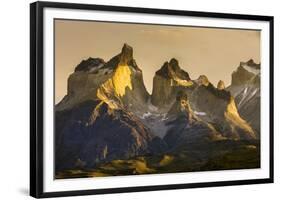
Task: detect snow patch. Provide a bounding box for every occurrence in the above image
[100,68,113,75]
[194,111,206,116]
[243,87,248,95]
[138,112,169,138]
[142,112,152,119]
[246,88,259,102]
[238,87,248,107]
[252,88,258,96]
[242,64,260,75]
[161,113,169,121]
[89,64,104,73]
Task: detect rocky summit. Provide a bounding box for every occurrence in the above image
[217,80,225,90]
[55,44,260,178]
[227,59,261,135]
[151,58,193,107]
[74,57,105,72]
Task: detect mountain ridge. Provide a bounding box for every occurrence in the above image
[55,44,260,175]
[227,59,260,135]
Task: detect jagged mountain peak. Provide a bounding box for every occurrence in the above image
[122,43,133,56]
[151,59,193,107]
[169,58,179,68]
[155,61,169,78]
[217,80,225,90]
[119,43,134,65]
[155,58,190,81]
[238,59,260,76]
[74,57,105,72]
[231,60,260,86]
[196,75,209,86]
[240,59,260,69]
[57,43,149,111]
[103,43,141,72]
[56,45,260,176]
[227,59,261,135]
[168,91,195,119]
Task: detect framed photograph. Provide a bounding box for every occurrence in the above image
[30,1,274,198]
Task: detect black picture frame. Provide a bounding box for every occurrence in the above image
[30,1,274,198]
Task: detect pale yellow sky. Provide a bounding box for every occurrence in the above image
[55,19,260,103]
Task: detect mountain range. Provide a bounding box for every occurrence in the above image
[55,44,260,178]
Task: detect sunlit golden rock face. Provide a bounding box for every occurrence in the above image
[94,44,150,112]
[171,78,193,87]
[96,64,134,109]
[112,65,133,97]
[188,81,256,140]
[227,59,261,136]
[96,78,121,110]
[224,97,256,139]
[55,43,261,177]
[57,43,257,142]
[217,80,225,90]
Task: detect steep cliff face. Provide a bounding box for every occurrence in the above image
[227,59,261,135]
[234,86,260,134]
[149,59,256,141]
[183,82,255,140]
[231,59,260,86]
[55,44,161,171]
[74,57,105,72]
[96,44,150,112]
[151,58,193,108]
[56,43,149,112]
[56,62,111,111]
[164,91,223,148]
[55,45,259,176]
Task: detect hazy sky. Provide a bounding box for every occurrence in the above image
[55,19,260,103]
